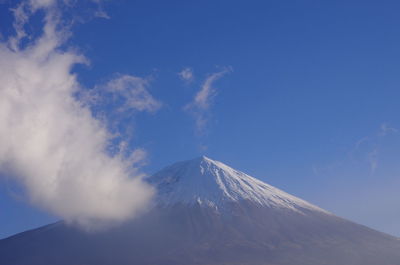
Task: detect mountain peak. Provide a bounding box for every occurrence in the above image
[187,155,216,165]
[149,157,328,214]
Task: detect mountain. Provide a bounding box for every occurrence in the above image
[150,156,327,212]
[1,156,399,265]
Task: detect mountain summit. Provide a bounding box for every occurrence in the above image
[1,157,400,265]
[150,156,326,213]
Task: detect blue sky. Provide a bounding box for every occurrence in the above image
[1,0,400,238]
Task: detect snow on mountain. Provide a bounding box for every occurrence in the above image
[149,156,328,214]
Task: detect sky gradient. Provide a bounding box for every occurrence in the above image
[1,0,400,238]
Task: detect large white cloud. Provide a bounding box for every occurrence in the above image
[0,0,156,228]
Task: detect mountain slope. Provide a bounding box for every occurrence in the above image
[1,156,399,265]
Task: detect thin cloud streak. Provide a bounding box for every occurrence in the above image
[353,123,399,175]
[185,67,232,134]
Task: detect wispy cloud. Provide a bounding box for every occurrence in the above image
[178,67,194,83]
[8,0,58,51]
[80,74,162,154]
[0,0,156,229]
[310,123,400,236]
[379,123,398,136]
[313,123,400,179]
[93,74,161,113]
[91,0,110,19]
[353,123,399,175]
[184,67,232,134]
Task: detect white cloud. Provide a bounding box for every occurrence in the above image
[178,67,194,83]
[185,67,231,134]
[83,75,161,113]
[103,75,161,113]
[0,1,155,228]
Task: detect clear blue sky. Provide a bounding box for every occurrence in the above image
[1,0,400,238]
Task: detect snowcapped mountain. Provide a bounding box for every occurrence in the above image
[150,156,327,213]
[1,156,400,265]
